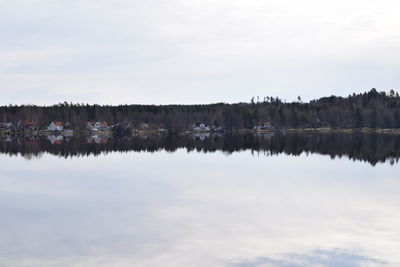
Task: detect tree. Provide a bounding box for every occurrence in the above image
[353,108,363,128]
[369,108,378,128]
[395,110,400,128]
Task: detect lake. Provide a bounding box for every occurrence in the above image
[0,133,399,266]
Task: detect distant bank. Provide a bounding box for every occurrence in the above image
[1,89,400,134]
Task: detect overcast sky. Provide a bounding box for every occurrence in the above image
[1,0,400,105]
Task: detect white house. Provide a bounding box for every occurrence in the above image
[48,121,64,131]
[254,122,274,131]
[87,121,108,131]
[193,123,210,132]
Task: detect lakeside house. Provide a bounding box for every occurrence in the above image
[18,120,38,132]
[48,121,64,131]
[0,122,13,129]
[137,122,150,130]
[0,123,13,132]
[87,121,109,132]
[211,125,224,133]
[193,123,210,132]
[254,122,274,131]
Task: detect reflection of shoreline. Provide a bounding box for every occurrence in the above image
[0,133,399,165]
[3,127,400,136]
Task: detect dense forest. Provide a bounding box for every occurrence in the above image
[1,133,399,166]
[1,89,400,133]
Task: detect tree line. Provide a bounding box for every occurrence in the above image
[1,89,400,133]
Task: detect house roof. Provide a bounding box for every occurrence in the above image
[53,121,63,126]
[24,120,37,126]
[87,121,108,127]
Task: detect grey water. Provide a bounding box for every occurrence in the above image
[0,133,399,266]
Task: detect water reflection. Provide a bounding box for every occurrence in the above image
[0,146,399,266]
[0,132,400,165]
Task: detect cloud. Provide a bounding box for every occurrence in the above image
[1,0,400,104]
[231,249,386,267]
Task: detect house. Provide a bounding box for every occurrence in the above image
[254,122,274,131]
[0,122,12,129]
[64,122,72,129]
[211,125,224,133]
[137,122,150,130]
[87,121,109,131]
[192,122,210,132]
[110,122,131,133]
[0,123,13,132]
[48,121,64,131]
[20,120,38,131]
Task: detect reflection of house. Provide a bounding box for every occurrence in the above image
[254,122,274,131]
[193,133,210,141]
[24,139,37,145]
[192,123,210,132]
[0,135,13,142]
[255,132,275,138]
[47,135,64,144]
[86,135,108,144]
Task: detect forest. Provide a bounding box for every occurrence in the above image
[1,88,400,133]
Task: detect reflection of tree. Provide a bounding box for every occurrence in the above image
[0,133,399,166]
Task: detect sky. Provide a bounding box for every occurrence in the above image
[1,0,400,105]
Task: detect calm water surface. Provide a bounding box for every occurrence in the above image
[0,133,399,266]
